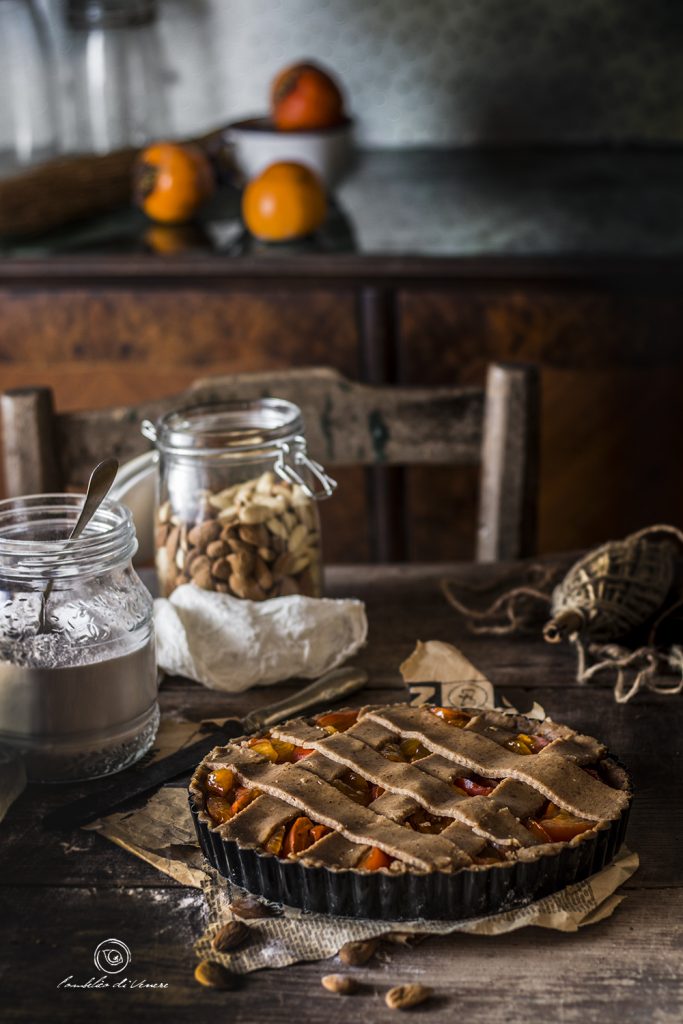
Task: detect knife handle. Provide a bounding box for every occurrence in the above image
[242,666,368,733]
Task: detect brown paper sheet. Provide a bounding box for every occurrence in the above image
[401,639,496,709]
[85,787,208,888]
[84,714,212,887]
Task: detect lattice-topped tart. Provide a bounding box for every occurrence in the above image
[189,704,631,920]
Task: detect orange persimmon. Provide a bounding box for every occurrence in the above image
[527,819,552,843]
[134,142,214,224]
[315,709,359,733]
[282,816,314,857]
[430,707,470,726]
[537,811,593,842]
[309,824,332,843]
[271,61,345,131]
[358,846,393,871]
[265,825,286,856]
[504,734,534,756]
[205,795,233,825]
[292,746,315,760]
[453,776,496,797]
[242,161,326,242]
[230,787,260,815]
[205,768,235,796]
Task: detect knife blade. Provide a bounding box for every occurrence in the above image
[44,665,367,831]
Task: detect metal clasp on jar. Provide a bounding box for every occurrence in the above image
[274,437,337,500]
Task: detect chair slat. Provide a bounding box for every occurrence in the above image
[2,365,539,561]
[56,368,485,483]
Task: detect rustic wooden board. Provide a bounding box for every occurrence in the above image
[0,562,680,1023]
[1,886,681,1024]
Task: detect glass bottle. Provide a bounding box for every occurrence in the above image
[0,0,59,174]
[66,0,169,153]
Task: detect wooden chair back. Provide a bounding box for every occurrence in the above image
[0,364,539,562]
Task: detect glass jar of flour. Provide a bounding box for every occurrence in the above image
[0,495,158,782]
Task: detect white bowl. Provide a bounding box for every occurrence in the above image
[224,117,354,187]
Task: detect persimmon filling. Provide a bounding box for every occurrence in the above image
[200,707,598,870]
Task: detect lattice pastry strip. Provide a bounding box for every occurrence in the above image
[208,743,469,871]
[301,790,429,870]
[365,706,628,821]
[273,717,537,848]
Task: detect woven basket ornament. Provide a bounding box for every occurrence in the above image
[543,525,683,645]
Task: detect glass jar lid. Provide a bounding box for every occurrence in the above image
[142,399,304,457]
[142,399,337,500]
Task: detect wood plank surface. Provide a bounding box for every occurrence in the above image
[1,886,681,1024]
[0,561,680,1023]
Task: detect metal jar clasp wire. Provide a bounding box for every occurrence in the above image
[274,438,337,500]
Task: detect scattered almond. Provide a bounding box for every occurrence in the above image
[321,974,358,995]
[194,959,237,990]
[228,895,276,920]
[339,937,378,966]
[211,920,250,953]
[385,983,432,1010]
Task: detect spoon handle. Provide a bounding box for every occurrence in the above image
[40,458,119,626]
[68,458,120,541]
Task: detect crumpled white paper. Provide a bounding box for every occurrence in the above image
[153,584,368,692]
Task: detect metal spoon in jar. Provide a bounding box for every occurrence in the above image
[38,458,120,632]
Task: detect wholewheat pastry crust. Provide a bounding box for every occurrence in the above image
[190,704,632,877]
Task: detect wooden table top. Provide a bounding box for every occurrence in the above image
[1,561,681,1023]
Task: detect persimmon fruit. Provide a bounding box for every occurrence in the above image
[358,846,393,871]
[134,142,214,224]
[282,816,314,857]
[315,709,359,732]
[242,161,327,242]
[271,61,345,131]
